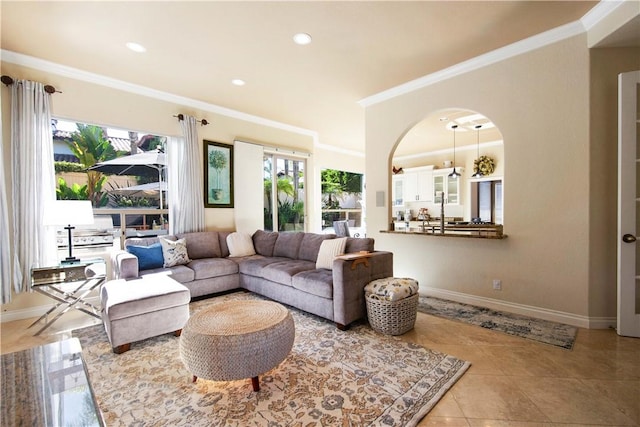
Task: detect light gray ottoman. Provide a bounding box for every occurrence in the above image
[101,275,190,354]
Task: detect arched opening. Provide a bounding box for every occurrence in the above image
[390,108,504,231]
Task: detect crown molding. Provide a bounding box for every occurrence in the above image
[0,49,318,142]
[580,0,629,30]
[314,141,365,158]
[394,140,503,163]
[358,20,585,108]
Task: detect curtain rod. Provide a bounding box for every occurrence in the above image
[173,113,209,126]
[1,75,61,94]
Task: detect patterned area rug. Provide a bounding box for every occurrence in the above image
[417,296,578,349]
[74,292,470,426]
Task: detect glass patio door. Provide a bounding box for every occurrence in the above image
[263,154,306,232]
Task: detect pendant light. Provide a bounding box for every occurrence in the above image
[471,124,483,178]
[448,124,461,179]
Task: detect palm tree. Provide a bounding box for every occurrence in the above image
[263,175,297,231]
[65,124,122,206]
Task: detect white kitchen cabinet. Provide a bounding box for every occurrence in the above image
[433,168,464,204]
[403,166,434,202]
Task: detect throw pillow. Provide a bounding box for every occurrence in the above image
[227,232,256,257]
[158,237,191,267]
[126,243,164,270]
[315,237,347,270]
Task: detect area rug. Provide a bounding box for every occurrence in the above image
[417,295,577,349]
[74,292,470,426]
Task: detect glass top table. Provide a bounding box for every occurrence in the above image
[1,338,104,426]
[29,258,106,335]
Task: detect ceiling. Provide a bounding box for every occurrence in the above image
[2,1,636,155]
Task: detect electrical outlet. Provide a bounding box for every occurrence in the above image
[492,279,502,290]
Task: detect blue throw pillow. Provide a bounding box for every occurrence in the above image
[126,243,164,270]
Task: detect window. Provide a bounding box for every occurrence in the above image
[471,179,503,224]
[321,169,364,236]
[52,118,169,234]
[263,154,306,232]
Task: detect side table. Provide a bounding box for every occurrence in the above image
[29,258,106,335]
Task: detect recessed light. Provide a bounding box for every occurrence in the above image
[231,79,246,86]
[126,42,146,53]
[293,33,312,45]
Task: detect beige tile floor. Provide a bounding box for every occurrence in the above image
[1,307,639,426]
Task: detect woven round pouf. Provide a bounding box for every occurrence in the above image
[179,300,295,391]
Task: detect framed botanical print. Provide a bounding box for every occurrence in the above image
[204,140,234,208]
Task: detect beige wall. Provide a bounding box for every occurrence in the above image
[365,34,596,320]
[588,47,640,318]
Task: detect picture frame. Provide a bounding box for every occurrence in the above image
[204,140,234,208]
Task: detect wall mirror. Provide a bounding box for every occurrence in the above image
[391,109,504,229]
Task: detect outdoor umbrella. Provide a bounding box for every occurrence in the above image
[111,181,168,199]
[88,150,166,208]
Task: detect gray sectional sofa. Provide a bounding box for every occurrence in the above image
[111,230,394,329]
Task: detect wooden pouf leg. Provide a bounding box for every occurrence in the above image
[192,375,198,383]
[251,376,260,392]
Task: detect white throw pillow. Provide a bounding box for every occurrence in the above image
[315,237,347,270]
[159,237,191,267]
[227,232,256,257]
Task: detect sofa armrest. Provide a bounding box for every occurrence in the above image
[331,251,394,327]
[111,249,139,280]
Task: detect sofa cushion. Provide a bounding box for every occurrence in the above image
[188,258,239,280]
[345,237,375,253]
[316,237,347,269]
[126,243,164,270]
[292,269,333,299]
[261,259,316,286]
[236,256,290,277]
[273,232,305,259]
[139,265,195,283]
[298,233,335,262]
[159,237,191,267]
[227,232,256,257]
[124,235,172,249]
[252,229,278,257]
[218,231,233,258]
[176,231,221,259]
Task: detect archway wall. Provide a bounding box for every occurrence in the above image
[365,34,593,321]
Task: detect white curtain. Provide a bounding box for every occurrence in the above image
[0,106,10,303]
[167,115,204,234]
[6,80,57,300]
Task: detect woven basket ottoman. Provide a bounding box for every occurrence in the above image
[179,300,295,392]
[365,277,419,335]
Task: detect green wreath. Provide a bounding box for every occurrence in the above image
[473,155,495,176]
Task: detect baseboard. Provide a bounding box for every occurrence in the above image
[420,287,617,330]
[0,296,102,323]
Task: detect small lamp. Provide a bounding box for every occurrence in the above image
[44,200,94,264]
[471,124,484,178]
[448,125,461,179]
